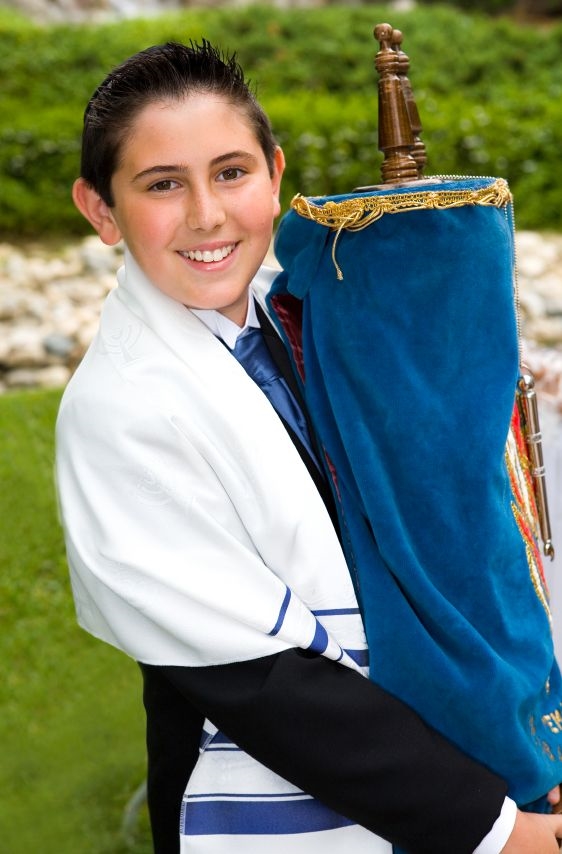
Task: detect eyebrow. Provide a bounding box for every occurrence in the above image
[132,151,259,183]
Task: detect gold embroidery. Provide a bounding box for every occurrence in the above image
[292,178,512,229]
[290,178,512,279]
[542,740,556,761]
[543,707,562,735]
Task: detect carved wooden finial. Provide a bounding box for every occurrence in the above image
[373,22,418,184]
[392,28,427,176]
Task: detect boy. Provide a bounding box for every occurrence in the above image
[56,39,562,853]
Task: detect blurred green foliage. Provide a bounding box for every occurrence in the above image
[416,0,514,13]
[417,0,562,14]
[0,3,561,235]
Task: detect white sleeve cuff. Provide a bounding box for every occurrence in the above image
[473,797,517,854]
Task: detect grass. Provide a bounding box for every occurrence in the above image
[0,387,152,853]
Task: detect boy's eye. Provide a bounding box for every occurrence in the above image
[148,179,180,192]
[217,167,246,182]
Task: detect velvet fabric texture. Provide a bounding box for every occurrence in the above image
[269,177,562,806]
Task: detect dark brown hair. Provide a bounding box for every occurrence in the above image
[80,39,277,205]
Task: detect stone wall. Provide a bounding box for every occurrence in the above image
[1,230,561,404]
[0,237,119,393]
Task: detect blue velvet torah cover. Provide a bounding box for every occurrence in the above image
[269,177,562,806]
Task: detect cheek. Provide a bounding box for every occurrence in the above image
[246,199,278,234]
[127,209,170,247]
[239,184,278,227]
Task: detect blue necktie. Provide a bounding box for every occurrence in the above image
[232,326,320,469]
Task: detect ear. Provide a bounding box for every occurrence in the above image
[72,178,122,246]
[271,146,285,218]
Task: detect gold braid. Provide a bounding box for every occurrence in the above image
[290,178,513,280]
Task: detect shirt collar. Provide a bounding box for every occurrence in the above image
[190,297,260,349]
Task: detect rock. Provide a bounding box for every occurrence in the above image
[525,317,562,347]
[0,289,40,321]
[4,365,71,388]
[0,326,50,368]
[518,288,545,320]
[43,333,76,359]
[2,252,30,287]
[80,237,123,274]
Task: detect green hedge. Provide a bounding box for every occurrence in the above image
[1,4,562,236]
[416,0,514,13]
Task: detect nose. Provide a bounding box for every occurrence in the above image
[186,184,226,231]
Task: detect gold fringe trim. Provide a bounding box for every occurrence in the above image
[290,178,513,280]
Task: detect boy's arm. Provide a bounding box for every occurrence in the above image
[140,663,204,854]
[141,648,508,854]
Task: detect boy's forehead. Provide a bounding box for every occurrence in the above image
[134,92,250,123]
[119,95,263,168]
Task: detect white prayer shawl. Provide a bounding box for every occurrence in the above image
[55,250,391,853]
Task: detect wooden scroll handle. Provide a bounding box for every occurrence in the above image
[392,28,427,177]
[374,22,419,184]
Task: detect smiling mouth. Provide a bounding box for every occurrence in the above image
[180,244,236,263]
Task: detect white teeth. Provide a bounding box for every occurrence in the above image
[183,244,235,263]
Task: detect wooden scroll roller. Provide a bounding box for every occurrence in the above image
[354,22,428,190]
[392,28,427,177]
[374,22,421,184]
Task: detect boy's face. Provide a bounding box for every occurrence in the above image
[74,93,284,326]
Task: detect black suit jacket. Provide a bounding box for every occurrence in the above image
[139,300,507,854]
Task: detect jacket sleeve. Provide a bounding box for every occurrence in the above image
[140,647,508,854]
[140,662,204,854]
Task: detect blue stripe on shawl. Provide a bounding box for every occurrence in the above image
[307,619,329,654]
[312,607,360,616]
[345,647,369,667]
[181,794,355,835]
[206,731,234,745]
[269,586,291,636]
